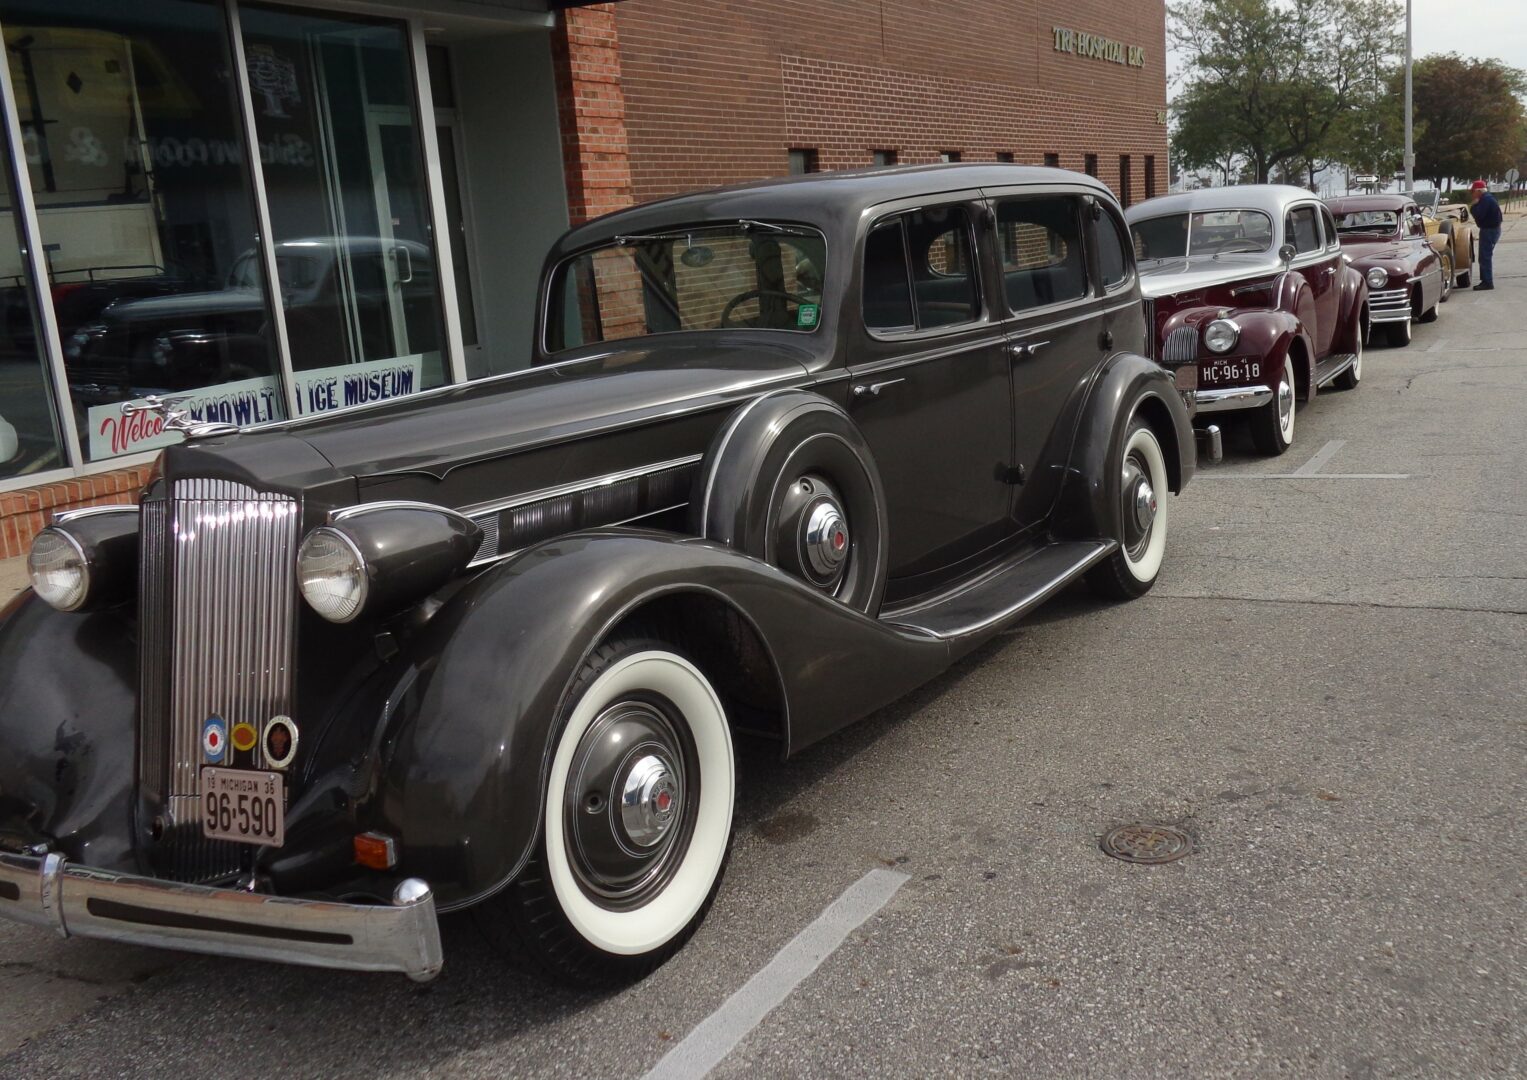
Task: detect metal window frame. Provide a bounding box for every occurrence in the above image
[0,22,84,472]
[225,0,302,420]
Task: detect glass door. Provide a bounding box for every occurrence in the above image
[240,6,448,416]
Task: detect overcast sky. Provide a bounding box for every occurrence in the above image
[1168,0,1527,84]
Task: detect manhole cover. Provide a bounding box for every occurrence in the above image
[1100,824,1193,865]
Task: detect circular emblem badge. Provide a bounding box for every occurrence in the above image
[202,716,227,763]
[263,715,299,770]
[231,721,259,754]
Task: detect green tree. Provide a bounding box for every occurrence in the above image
[1407,54,1527,188]
[1171,0,1403,184]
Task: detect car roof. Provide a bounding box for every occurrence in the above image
[1124,184,1322,222]
[551,164,1117,255]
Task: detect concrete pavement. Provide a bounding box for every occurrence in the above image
[1,218,1523,1078]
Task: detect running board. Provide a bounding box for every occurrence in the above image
[1315,353,1356,387]
[883,540,1115,641]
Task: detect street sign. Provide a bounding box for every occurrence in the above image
[1507,167,1520,185]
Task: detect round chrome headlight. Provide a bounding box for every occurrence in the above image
[1366,267,1389,290]
[28,528,89,611]
[297,527,368,623]
[1203,318,1240,354]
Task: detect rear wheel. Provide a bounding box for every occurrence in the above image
[1087,414,1170,601]
[475,637,735,987]
[1457,241,1473,287]
[1249,353,1296,455]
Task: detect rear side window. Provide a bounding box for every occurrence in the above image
[995,195,1088,311]
[1097,210,1131,291]
[1286,206,1321,254]
[862,205,981,332]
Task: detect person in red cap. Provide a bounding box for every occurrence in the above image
[1467,180,1502,291]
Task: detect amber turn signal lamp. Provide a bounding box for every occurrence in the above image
[354,831,398,870]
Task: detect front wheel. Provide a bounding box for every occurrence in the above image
[475,637,735,987]
[1333,317,1363,391]
[1087,414,1170,600]
[1388,315,1413,347]
[1439,254,1453,303]
[1250,353,1296,455]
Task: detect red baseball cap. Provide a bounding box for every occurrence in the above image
[1471,180,1488,191]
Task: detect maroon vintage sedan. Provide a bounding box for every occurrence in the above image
[1127,186,1368,455]
[1324,195,1448,348]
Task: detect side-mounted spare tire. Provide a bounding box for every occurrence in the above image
[692,390,889,617]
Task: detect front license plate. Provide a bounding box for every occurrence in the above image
[201,767,285,847]
[1201,359,1261,385]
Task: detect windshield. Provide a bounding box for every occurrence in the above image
[1335,210,1399,233]
[1130,210,1274,260]
[547,223,827,351]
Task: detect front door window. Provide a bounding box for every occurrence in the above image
[239,6,449,414]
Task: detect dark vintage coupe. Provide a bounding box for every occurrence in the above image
[0,165,1195,986]
[1324,195,1449,347]
[1126,186,1368,455]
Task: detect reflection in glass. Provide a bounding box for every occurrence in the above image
[0,109,65,479]
[1,0,285,462]
[240,6,448,407]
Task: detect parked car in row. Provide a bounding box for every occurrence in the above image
[1411,189,1480,286]
[1126,185,1367,455]
[1324,194,1449,347]
[0,165,1197,986]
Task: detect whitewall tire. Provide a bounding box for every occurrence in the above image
[477,638,735,985]
[1250,353,1296,455]
[1088,413,1170,600]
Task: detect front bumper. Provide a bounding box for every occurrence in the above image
[0,851,443,981]
[1196,385,1273,413]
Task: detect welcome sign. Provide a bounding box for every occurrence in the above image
[88,355,425,459]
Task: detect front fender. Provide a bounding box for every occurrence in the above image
[1051,352,1193,543]
[369,531,952,910]
[1229,308,1314,401]
[0,591,138,871]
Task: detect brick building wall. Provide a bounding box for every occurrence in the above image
[614,0,1168,205]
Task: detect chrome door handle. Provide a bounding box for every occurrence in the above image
[1322,267,1337,276]
[851,378,905,398]
[1008,339,1050,359]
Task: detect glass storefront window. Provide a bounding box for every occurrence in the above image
[0,114,65,479]
[240,6,449,411]
[1,0,286,462]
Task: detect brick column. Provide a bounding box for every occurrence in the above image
[551,4,634,226]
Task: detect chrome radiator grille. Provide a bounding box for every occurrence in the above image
[138,479,299,881]
[1163,326,1201,365]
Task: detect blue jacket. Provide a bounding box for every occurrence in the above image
[1471,192,1503,230]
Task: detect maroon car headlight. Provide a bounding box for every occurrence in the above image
[1203,318,1240,354]
[1365,267,1389,290]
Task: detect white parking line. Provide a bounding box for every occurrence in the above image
[1293,439,1346,476]
[643,868,910,1080]
[1196,473,1410,480]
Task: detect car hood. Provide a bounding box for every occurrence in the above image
[1136,252,1283,298]
[102,287,265,323]
[1336,237,1411,264]
[163,337,817,497]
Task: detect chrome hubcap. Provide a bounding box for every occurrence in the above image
[1121,458,1156,556]
[620,754,679,848]
[1278,378,1294,429]
[565,697,696,908]
[779,474,850,591]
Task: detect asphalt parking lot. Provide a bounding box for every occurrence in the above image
[3,221,1524,1079]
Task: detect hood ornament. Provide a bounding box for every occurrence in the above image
[120,395,241,441]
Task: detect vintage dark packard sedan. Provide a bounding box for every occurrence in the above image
[0,165,1195,986]
[1127,186,1368,455]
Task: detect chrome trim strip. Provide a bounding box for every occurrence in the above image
[1195,385,1274,413]
[51,505,141,525]
[462,454,705,521]
[328,500,477,526]
[0,852,442,981]
[466,501,692,570]
[1368,309,1413,323]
